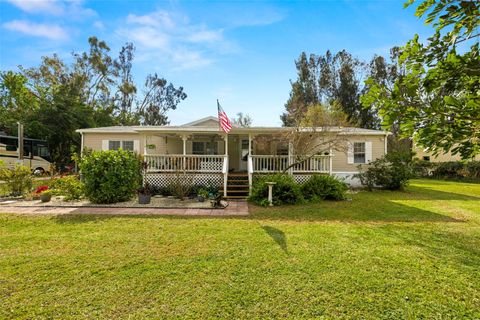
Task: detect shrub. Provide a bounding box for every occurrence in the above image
[168,171,194,200]
[355,152,413,190]
[466,161,480,179]
[412,159,437,177]
[301,174,348,201]
[78,150,142,204]
[249,174,303,206]
[433,161,465,179]
[50,175,85,201]
[0,164,33,196]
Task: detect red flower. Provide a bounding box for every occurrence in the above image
[35,185,49,194]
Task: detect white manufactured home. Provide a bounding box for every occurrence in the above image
[76,116,389,198]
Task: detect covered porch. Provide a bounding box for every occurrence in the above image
[138,128,333,197]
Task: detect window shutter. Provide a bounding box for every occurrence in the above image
[186,141,193,154]
[347,142,354,164]
[102,140,108,151]
[365,141,372,163]
[133,140,140,153]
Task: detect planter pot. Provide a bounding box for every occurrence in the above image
[197,196,205,202]
[40,194,52,202]
[138,194,151,204]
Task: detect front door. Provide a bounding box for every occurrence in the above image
[238,138,249,171]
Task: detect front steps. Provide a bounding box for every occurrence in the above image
[223,172,249,199]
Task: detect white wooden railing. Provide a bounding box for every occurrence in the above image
[144,154,226,173]
[250,155,331,173]
[144,154,331,174]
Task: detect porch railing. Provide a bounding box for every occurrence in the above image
[144,154,226,173]
[250,155,331,173]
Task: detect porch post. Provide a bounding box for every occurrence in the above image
[248,134,253,192]
[143,134,148,156]
[288,139,293,176]
[182,135,187,171]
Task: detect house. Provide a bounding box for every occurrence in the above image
[413,144,480,162]
[76,116,390,198]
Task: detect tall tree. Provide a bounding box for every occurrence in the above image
[362,0,480,159]
[113,43,138,125]
[282,50,385,129]
[0,36,187,165]
[138,73,187,126]
[0,71,38,135]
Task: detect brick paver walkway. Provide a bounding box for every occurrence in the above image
[0,201,249,216]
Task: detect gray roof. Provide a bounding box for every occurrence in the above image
[76,117,390,136]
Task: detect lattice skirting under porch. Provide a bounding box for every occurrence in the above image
[145,172,223,189]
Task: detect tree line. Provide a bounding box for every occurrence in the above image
[282,0,479,160]
[1,0,478,166]
[0,37,186,165]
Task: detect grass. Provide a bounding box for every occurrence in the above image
[1,179,479,319]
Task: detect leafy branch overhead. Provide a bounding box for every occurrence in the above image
[362,0,479,160]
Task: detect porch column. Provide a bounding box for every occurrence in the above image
[248,134,253,192]
[182,135,187,171]
[288,140,293,175]
[143,134,148,155]
[182,135,187,155]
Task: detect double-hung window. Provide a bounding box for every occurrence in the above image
[353,142,366,164]
[109,141,121,150]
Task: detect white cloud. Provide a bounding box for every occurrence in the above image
[6,0,63,15]
[171,49,212,70]
[126,11,175,29]
[93,21,105,30]
[6,0,96,18]
[3,20,68,40]
[186,29,223,43]
[117,10,229,70]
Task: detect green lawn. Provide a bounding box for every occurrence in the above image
[1,179,479,319]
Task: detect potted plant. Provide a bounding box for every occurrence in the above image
[40,189,53,202]
[137,183,152,204]
[196,188,209,202]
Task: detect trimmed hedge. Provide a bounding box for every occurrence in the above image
[78,150,142,204]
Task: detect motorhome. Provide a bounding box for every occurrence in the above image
[0,134,52,174]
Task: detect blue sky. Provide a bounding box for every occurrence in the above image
[0,0,432,126]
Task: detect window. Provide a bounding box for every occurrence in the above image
[109,141,121,150]
[122,141,134,151]
[354,142,366,164]
[192,141,218,155]
[108,140,134,151]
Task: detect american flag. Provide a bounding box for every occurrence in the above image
[217,100,232,133]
